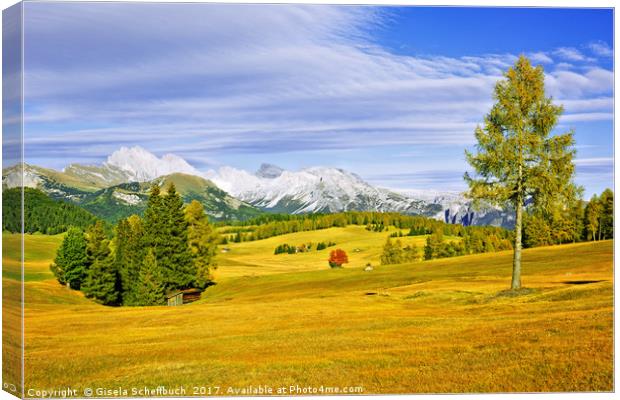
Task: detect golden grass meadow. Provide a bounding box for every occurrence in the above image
[2,227,614,395]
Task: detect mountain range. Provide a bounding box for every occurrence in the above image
[2,146,513,227]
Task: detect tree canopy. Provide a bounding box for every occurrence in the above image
[465,55,580,289]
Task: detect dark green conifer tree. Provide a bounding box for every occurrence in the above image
[136,249,166,306]
[115,217,146,305]
[114,218,130,300]
[86,220,110,264]
[82,255,119,305]
[185,200,218,289]
[143,184,165,250]
[50,227,88,289]
[139,183,196,291]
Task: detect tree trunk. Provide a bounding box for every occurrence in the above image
[511,197,523,290]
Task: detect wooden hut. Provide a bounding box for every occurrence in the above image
[166,288,203,306]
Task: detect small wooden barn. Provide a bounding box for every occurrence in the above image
[166,288,203,306]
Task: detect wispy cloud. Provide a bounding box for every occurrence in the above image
[588,41,613,57]
[20,3,613,196]
[574,157,614,166]
[528,51,553,64]
[554,47,588,61]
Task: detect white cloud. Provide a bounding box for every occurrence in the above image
[560,112,613,123]
[528,51,553,64]
[21,3,614,192]
[588,41,613,57]
[554,47,586,61]
[554,62,574,70]
[574,157,614,166]
[545,68,613,98]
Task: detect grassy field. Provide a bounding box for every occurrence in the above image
[1,229,613,394]
[215,226,450,278]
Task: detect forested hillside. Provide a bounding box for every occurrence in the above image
[2,188,100,234]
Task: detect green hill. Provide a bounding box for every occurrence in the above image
[2,165,262,223]
[2,188,100,234]
[78,173,262,222]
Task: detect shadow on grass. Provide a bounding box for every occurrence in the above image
[561,280,606,285]
[492,287,539,298]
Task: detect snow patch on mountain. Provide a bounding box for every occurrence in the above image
[2,165,42,189]
[3,146,512,227]
[208,165,431,215]
[105,146,202,182]
[112,191,143,205]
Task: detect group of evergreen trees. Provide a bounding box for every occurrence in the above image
[50,184,218,306]
[366,223,387,232]
[523,188,613,248]
[221,211,512,244]
[3,188,100,234]
[389,226,433,238]
[380,238,419,265]
[274,243,298,255]
[380,226,513,264]
[424,229,512,260]
[274,241,336,255]
[316,241,336,250]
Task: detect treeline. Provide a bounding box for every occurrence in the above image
[380,227,512,265]
[3,188,100,234]
[50,184,219,306]
[389,226,432,238]
[274,241,336,255]
[378,189,614,265]
[424,228,512,260]
[584,189,614,241]
[523,188,613,247]
[220,211,512,243]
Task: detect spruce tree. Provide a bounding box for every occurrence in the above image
[115,217,146,305]
[82,255,119,305]
[114,218,131,300]
[50,227,88,289]
[465,55,580,289]
[123,215,147,304]
[142,183,196,292]
[160,183,196,289]
[143,184,165,250]
[185,200,218,288]
[136,249,166,306]
[86,220,110,264]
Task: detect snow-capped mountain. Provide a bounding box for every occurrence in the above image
[3,147,513,227]
[207,164,440,216]
[207,164,512,227]
[1,163,260,222]
[105,146,202,182]
[61,146,204,188]
[402,189,514,227]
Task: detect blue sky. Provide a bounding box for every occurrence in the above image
[20,3,613,197]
